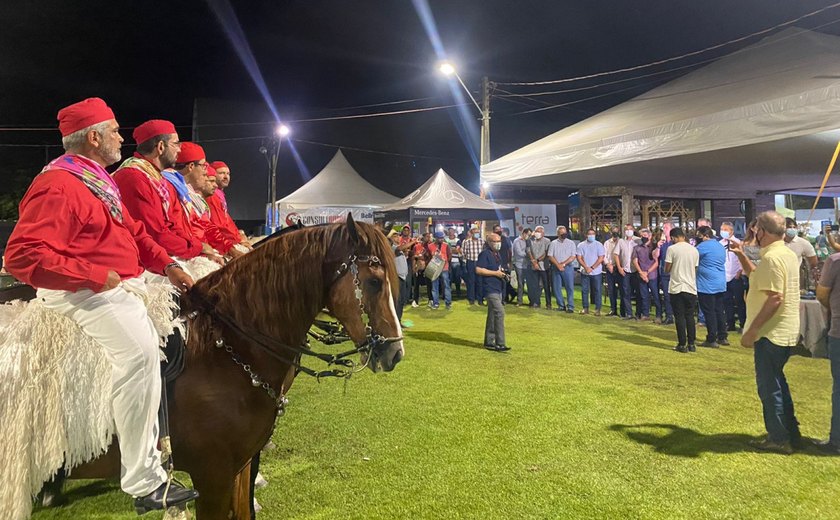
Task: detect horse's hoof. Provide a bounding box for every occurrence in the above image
[40,491,68,507]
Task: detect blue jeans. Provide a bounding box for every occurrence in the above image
[829,337,840,445]
[619,271,633,318]
[552,266,575,310]
[449,261,463,297]
[754,338,800,443]
[465,260,483,304]
[581,273,602,311]
[431,270,452,307]
[659,273,673,319]
[605,269,621,314]
[639,276,661,318]
[514,265,527,304]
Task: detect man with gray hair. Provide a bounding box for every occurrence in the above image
[526,225,552,308]
[4,98,198,512]
[741,211,802,454]
[477,233,509,351]
[548,225,577,312]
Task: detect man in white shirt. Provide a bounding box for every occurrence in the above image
[784,218,817,288]
[665,227,700,353]
[613,223,636,319]
[720,221,745,332]
[603,227,623,317]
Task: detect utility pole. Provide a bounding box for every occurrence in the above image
[479,76,492,199]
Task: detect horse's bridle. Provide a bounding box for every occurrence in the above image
[188,251,403,411]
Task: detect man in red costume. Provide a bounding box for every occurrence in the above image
[4,98,198,513]
[112,119,204,260]
[168,143,243,259]
[207,161,252,250]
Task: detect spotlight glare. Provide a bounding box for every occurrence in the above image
[439,62,456,76]
[276,124,290,137]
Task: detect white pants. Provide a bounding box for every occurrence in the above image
[38,277,167,497]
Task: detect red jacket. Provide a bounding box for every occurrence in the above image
[5,169,174,292]
[187,207,236,255]
[113,162,203,259]
[205,192,241,243]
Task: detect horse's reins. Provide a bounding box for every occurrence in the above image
[186,252,403,409]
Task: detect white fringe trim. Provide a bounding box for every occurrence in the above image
[0,277,186,520]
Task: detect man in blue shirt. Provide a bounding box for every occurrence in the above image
[477,233,509,352]
[576,228,606,315]
[695,226,728,347]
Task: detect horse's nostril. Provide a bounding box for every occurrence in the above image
[392,349,403,365]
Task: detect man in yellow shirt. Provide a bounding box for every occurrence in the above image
[741,211,801,454]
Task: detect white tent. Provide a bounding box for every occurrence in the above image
[275,150,398,225]
[378,168,514,222]
[482,28,840,198]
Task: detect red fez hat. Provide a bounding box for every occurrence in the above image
[177,142,205,164]
[133,120,176,145]
[57,97,115,137]
[209,161,228,171]
[206,164,217,178]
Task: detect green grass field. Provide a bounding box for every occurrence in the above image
[33,297,840,519]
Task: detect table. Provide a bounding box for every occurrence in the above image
[800,299,829,359]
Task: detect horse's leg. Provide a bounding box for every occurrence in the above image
[190,465,238,520]
[230,462,253,520]
[37,467,67,507]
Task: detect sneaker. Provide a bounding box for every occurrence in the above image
[484,344,498,351]
[749,438,793,455]
[430,304,440,310]
[594,310,601,317]
[579,309,589,315]
[565,309,574,314]
[621,315,636,320]
[445,304,451,310]
[813,439,840,455]
[495,345,511,352]
[718,339,731,346]
[663,317,674,325]
[687,344,696,352]
[606,311,618,317]
[411,301,419,308]
[555,307,565,312]
[700,341,719,348]
[673,345,688,353]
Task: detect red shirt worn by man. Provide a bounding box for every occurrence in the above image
[205,192,240,243]
[6,168,174,292]
[113,153,202,260]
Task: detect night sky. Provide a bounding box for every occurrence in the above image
[2,0,839,219]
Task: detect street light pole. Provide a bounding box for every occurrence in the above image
[263,124,290,232]
[479,75,492,198]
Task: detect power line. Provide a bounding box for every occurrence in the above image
[505,79,668,116]
[496,2,840,86]
[292,138,471,162]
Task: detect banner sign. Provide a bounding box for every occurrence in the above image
[511,204,557,234]
[278,207,374,226]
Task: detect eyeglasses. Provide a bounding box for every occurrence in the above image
[194,162,208,169]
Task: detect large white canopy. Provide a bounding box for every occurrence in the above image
[277,150,398,209]
[379,168,514,221]
[482,28,840,198]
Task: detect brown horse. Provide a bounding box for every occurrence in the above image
[32,215,404,519]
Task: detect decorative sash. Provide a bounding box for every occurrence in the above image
[42,154,123,222]
[116,156,170,215]
[161,169,198,218]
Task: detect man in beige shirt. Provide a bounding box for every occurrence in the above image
[741,211,801,454]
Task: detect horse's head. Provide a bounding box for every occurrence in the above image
[325,214,404,372]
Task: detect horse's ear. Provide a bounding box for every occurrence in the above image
[346,212,359,244]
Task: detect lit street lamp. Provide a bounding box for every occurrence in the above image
[438,61,493,196]
[260,124,291,232]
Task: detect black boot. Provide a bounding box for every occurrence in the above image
[134,481,199,515]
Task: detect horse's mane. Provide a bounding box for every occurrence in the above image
[183,220,396,358]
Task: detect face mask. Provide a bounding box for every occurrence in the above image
[534,232,543,239]
[720,230,731,239]
[611,232,619,238]
[492,242,501,251]
[587,235,596,242]
[473,233,480,239]
[624,230,634,238]
[640,236,649,244]
[785,228,797,238]
[559,233,567,239]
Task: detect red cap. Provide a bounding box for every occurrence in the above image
[206,164,217,178]
[209,161,228,171]
[57,97,115,137]
[133,119,176,145]
[177,142,205,164]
